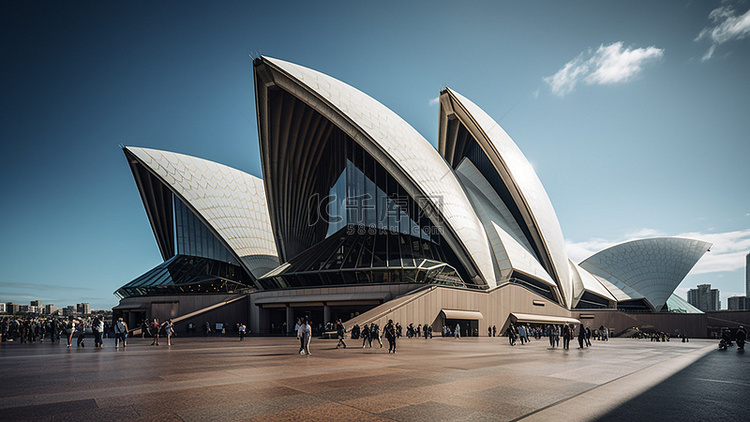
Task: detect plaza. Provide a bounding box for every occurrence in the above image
[0,335,720,421]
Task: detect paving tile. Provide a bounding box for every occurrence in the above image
[0,337,715,421]
[0,399,96,420]
[248,402,389,422]
[378,401,498,422]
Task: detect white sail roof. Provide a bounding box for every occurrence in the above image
[260,56,496,287]
[580,237,711,311]
[440,88,572,305]
[125,146,278,278]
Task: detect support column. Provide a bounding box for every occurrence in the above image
[323,304,331,326]
[286,305,294,336]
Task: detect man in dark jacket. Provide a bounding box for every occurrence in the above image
[578,324,585,349]
[335,319,346,349]
[736,326,746,350]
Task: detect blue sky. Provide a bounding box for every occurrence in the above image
[1,1,748,310]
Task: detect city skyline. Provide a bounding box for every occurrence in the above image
[1,1,749,309]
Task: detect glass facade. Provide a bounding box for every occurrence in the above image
[117,191,256,299]
[174,196,238,265]
[323,140,434,240]
[115,255,254,299]
[260,139,473,289]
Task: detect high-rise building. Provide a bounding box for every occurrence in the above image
[5,302,18,314]
[30,300,42,307]
[728,296,750,311]
[44,304,58,315]
[0,303,6,314]
[687,284,720,311]
[77,303,90,315]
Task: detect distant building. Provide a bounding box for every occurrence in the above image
[30,300,42,307]
[77,303,90,315]
[728,296,750,311]
[18,305,30,313]
[688,284,720,311]
[44,304,58,315]
[0,303,5,314]
[63,305,76,316]
[5,302,19,314]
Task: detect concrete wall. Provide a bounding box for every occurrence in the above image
[572,310,708,338]
[345,283,571,335]
[177,297,248,336]
[115,293,242,332]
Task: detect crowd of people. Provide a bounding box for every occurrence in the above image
[0,316,178,348]
[503,323,608,350]
[0,315,113,347]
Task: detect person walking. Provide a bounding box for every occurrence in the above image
[238,323,246,341]
[506,324,516,346]
[384,319,397,353]
[335,319,346,349]
[518,324,527,345]
[93,316,104,348]
[736,326,746,351]
[562,323,571,350]
[161,319,174,346]
[371,323,383,348]
[454,323,461,339]
[67,318,76,348]
[76,319,86,348]
[547,325,555,348]
[114,317,128,349]
[151,318,160,346]
[361,324,371,348]
[577,324,585,349]
[298,317,312,356]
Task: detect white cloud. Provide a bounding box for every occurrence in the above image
[543,42,664,97]
[696,5,750,61]
[566,228,750,276]
[428,96,439,106]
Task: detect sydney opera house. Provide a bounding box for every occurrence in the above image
[114,56,714,337]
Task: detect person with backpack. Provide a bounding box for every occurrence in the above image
[114,317,128,349]
[335,319,346,349]
[93,316,104,348]
[76,319,86,348]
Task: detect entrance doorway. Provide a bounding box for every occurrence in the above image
[444,319,479,337]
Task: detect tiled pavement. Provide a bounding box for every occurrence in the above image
[0,336,714,421]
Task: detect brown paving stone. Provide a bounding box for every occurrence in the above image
[248,402,391,422]
[0,399,96,420]
[378,400,498,422]
[51,404,141,421]
[341,391,430,414]
[432,394,534,421]
[0,336,715,421]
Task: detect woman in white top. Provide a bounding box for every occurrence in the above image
[297,317,312,356]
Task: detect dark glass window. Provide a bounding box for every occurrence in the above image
[174,196,237,265]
